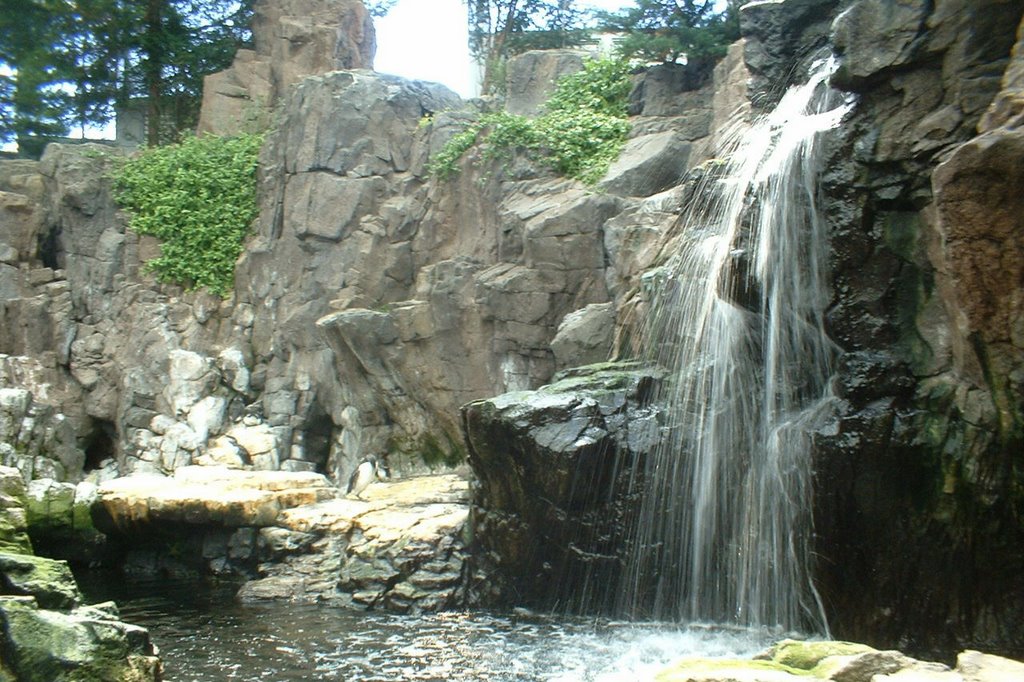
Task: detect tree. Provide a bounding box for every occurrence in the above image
[0,0,253,154]
[597,0,739,70]
[0,0,77,156]
[467,0,589,94]
[365,0,398,16]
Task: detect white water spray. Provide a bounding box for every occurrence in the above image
[623,57,853,633]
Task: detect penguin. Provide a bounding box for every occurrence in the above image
[346,457,388,499]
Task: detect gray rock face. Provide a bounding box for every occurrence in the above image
[0,361,85,484]
[462,362,663,611]
[802,0,1024,659]
[598,130,692,197]
[504,49,587,116]
[740,0,838,106]
[3,0,1020,661]
[831,0,929,90]
[0,0,738,487]
[550,303,615,371]
[197,0,376,135]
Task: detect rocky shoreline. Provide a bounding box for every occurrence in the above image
[0,466,161,681]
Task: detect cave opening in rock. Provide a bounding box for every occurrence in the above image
[82,418,117,472]
[37,223,62,270]
[299,404,334,474]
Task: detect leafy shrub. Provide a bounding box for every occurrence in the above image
[113,133,263,296]
[428,58,631,185]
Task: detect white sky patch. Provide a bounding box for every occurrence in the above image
[374,0,634,98]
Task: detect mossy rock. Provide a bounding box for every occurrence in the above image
[763,639,877,670]
[656,657,812,682]
[0,551,82,610]
[0,596,160,682]
[0,512,32,555]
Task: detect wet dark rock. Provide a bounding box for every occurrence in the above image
[810,0,1024,658]
[462,362,663,612]
[741,0,842,106]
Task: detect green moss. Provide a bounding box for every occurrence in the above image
[0,552,82,610]
[385,432,466,469]
[656,657,811,682]
[546,361,655,394]
[418,433,465,469]
[766,639,877,670]
[0,597,158,681]
[0,515,33,556]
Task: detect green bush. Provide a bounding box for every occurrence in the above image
[113,133,263,296]
[428,58,631,185]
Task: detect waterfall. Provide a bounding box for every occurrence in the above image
[622,58,853,633]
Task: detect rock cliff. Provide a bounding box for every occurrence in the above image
[467,0,1024,660]
[0,0,1021,663]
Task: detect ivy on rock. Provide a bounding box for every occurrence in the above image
[429,58,632,185]
[113,133,263,296]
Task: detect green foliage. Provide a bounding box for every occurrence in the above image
[534,110,630,184]
[0,0,253,154]
[597,0,740,66]
[113,133,262,295]
[543,57,632,117]
[428,58,631,185]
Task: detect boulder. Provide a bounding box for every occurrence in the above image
[831,0,929,90]
[94,466,337,531]
[655,643,1024,682]
[957,650,1024,682]
[550,303,615,370]
[505,49,587,117]
[239,472,470,612]
[930,128,1024,436]
[598,131,692,197]
[629,62,713,117]
[0,552,81,610]
[0,597,160,682]
[462,362,664,610]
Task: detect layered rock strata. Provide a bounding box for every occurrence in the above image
[90,466,469,612]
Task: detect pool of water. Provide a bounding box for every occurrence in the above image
[77,573,777,681]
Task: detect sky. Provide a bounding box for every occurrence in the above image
[374,0,633,98]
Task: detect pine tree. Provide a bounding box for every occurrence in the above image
[0,0,253,154]
[0,0,76,156]
[597,0,739,69]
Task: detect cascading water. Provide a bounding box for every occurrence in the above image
[621,57,854,634]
